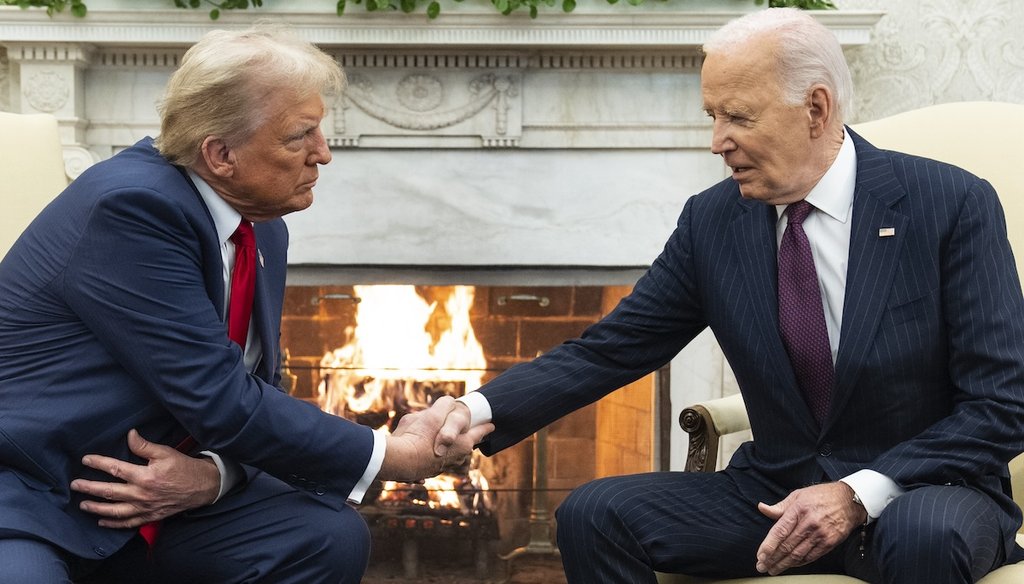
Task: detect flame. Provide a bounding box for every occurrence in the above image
[318,286,486,417]
[317,285,490,512]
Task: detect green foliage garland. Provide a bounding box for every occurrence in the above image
[1,0,836,20]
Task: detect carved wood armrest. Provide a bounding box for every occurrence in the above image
[679,393,749,473]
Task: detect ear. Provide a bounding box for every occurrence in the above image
[806,85,833,139]
[199,136,236,178]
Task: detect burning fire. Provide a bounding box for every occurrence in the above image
[318,285,491,514]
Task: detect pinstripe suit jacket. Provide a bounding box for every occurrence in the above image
[478,129,1024,554]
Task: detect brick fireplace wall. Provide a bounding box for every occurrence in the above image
[279,283,651,553]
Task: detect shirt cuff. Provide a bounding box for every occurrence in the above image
[348,427,387,504]
[840,469,906,522]
[457,391,493,427]
[199,450,243,503]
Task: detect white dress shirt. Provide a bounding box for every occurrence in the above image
[461,130,904,521]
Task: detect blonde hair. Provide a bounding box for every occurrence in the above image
[155,25,345,167]
[702,7,853,121]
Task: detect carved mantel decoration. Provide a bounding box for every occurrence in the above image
[0,5,883,182]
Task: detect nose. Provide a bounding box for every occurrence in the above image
[309,127,332,165]
[709,118,734,156]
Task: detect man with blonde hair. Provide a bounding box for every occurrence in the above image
[441,8,1024,582]
[0,26,488,583]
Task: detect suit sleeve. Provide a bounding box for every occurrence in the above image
[62,187,375,510]
[870,178,1024,487]
[478,197,710,454]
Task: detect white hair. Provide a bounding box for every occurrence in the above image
[702,7,853,121]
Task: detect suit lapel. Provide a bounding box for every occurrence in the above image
[251,226,277,383]
[825,130,909,430]
[730,197,819,428]
[178,166,227,317]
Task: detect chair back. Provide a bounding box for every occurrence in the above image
[852,101,1024,524]
[0,111,68,258]
[851,101,1024,277]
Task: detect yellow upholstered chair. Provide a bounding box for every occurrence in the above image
[657,101,1024,584]
[0,111,68,258]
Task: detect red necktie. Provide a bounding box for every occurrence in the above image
[139,220,256,549]
[227,220,256,347]
[778,201,834,425]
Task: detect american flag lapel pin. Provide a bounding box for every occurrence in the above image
[258,249,265,267]
[878,227,895,238]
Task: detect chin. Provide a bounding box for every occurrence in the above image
[737,186,766,201]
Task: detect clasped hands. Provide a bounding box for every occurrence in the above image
[70,396,492,528]
[378,395,493,482]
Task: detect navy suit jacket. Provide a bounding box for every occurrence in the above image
[0,139,374,559]
[478,129,1024,556]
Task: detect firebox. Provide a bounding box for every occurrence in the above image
[280,281,671,580]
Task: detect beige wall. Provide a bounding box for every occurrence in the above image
[843,0,1024,122]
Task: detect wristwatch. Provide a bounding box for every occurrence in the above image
[851,491,871,526]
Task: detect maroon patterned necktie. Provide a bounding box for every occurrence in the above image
[778,200,834,425]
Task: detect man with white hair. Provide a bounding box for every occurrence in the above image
[441,8,1024,582]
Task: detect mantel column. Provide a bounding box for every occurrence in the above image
[3,42,100,179]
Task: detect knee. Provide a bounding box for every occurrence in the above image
[555,477,631,542]
[319,506,371,572]
[556,479,609,527]
[290,504,370,584]
[872,487,1001,582]
[0,538,70,584]
[875,494,961,565]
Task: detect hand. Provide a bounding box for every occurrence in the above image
[379,396,494,482]
[70,429,221,529]
[755,482,867,576]
[434,399,474,458]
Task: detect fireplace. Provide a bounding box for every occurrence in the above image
[280,282,667,578]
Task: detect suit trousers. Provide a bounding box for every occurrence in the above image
[555,471,1012,584]
[0,472,371,584]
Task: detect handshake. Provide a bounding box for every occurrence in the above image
[377,396,495,483]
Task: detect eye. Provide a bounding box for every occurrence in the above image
[727,114,752,126]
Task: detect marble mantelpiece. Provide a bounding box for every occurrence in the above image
[0,4,881,269]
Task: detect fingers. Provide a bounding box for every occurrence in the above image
[126,428,154,457]
[393,396,455,438]
[755,483,857,575]
[758,500,784,520]
[756,499,795,573]
[438,423,494,472]
[78,499,153,528]
[71,477,132,502]
[79,452,146,484]
[434,401,472,456]
[464,422,494,448]
[759,532,828,575]
[72,478,154,527]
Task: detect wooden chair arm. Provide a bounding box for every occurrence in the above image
[679,393,749,472]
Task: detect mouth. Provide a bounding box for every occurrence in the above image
[729,166,753,180]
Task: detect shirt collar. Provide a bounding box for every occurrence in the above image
[777,128,857,223]
[188,169,244,246]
